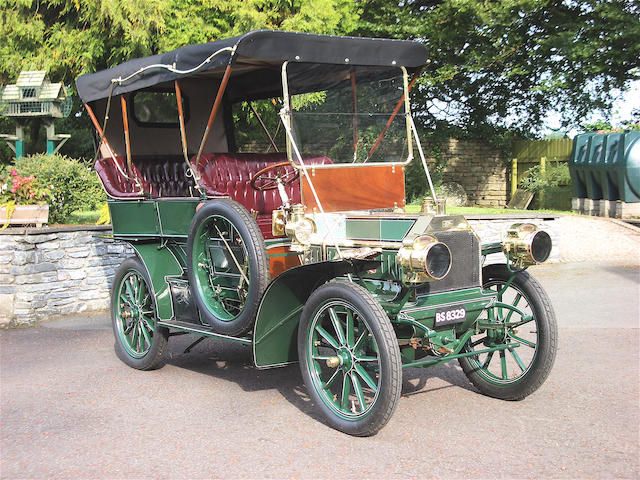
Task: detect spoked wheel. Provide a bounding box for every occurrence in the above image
[186,199,269,336]
[459,264,558,400]
[298,282,402,436]
[111,257,168,370]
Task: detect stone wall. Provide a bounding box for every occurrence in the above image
[0,226,133,327]
[429,138,509,207]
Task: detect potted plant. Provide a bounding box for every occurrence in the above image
[0,168,51,229]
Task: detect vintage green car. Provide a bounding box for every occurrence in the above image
[76,30,557,436]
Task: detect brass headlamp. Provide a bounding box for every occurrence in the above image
[398,234,452,283]
[283,204,316,251]
[502,223,552,268]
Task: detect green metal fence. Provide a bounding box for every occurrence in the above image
[510,138,573,209]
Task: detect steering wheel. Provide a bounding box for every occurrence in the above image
[250,162,300,191]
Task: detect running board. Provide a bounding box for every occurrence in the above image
[157,320,253,345]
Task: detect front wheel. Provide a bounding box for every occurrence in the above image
[459,264,558,400]
[298,282,402,436]
[111,257,168,370]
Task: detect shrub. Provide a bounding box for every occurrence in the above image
[14,154,105,223]
[519,162,571,195]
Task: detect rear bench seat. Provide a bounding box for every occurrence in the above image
[95,155,196,198]
[95,152,332,238]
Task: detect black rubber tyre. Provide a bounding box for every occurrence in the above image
[186,199,269,336]
[458,264,558,400]
[298,282,402,436]
[111,257,169,371]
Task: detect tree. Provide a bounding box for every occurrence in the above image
[0,0,359,160]
[357,0,640,137]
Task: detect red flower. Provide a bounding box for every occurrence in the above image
[10,169,17,177]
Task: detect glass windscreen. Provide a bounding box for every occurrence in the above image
[287,64,409,163]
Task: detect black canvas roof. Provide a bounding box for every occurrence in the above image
[76,30,428,103]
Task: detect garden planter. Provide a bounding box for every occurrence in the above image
[0,204,49,228]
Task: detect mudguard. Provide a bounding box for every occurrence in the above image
[129,243,184,321]
[253,258,378,368]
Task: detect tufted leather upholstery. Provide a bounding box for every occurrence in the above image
[95,155,196,198]
[135,156,197,197]
[95,152,332,239]
[196,153,332,215]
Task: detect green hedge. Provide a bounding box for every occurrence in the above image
[14,154,105,224]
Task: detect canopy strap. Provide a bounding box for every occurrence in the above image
[120,96,134,179]
[195,52,235,169]
[351,68,358,162]
[86,84,134,181]
[119,95,144,195]
[174,80,204,196]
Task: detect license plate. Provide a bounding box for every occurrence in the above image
[434,306,466,327]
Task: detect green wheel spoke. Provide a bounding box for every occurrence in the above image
[141,316,154,330]
[509,346,527,372]
[328,307,346,345]
[499,350,508,380]
[512,316,535,328]
[354,356,377,362]
[323,369,341,389]
[124,281,136,306]
[482,350,495,370]
[350,373,366,413]
[345,310,355,347]
[504,293,522,323]
[140,323,152,348]
[135,277,145,304]
[312,354,332,361]
[470,336,487,347]
[340,373,351,411]
[123,321,134,335]
[354,329,368,351]
[130,322,139,347]
[509,333,536,348]
[354,363,378,392]
[315,325,340,350]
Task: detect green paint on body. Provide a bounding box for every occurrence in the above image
[344,218,414,241]
[130,243,184,321]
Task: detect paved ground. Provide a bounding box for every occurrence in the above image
[1,215,639,479]
[2,260,638,480]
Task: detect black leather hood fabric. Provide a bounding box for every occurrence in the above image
[76,30,428,103]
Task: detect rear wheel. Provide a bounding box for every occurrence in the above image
[298,282,402,436]
[111,257,168,370]
[186,199,270,336]
[459,264,557,400]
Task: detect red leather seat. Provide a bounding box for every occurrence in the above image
[95,156,196,198]
[196,153,332,238]
[95,152,332,239]
[95,156,153,198]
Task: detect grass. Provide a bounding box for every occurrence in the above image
[66,209,101,224]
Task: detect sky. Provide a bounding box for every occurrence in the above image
[541,80,640,137]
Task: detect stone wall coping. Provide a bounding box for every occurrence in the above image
[0,225,112,236]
